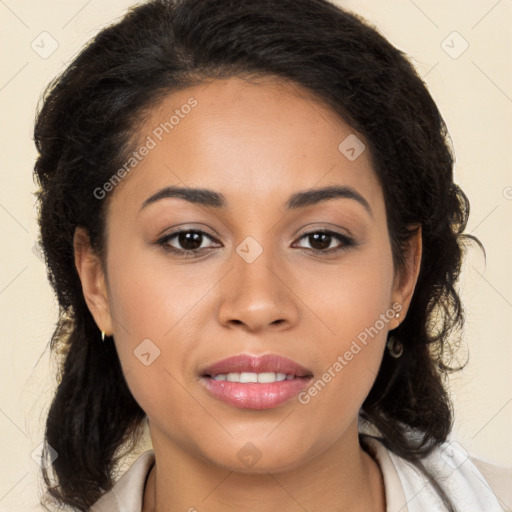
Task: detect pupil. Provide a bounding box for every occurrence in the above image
[310,233,330,250]
[180,231,202,250]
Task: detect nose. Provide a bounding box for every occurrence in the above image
[217,243,300,333]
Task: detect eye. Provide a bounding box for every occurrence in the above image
[156,228,355,258]
[293,229,354,255]
[157,228,220,256]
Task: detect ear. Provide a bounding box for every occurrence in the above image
[391,225,422,325]
[73,226,113,335]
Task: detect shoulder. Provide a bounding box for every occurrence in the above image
[359,422,511,512]
[470,454,512,511]
[416,440,512,512]
[89,450,155,512]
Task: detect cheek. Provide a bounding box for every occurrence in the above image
[107,245,214,342]
[295,305,391,451]
[305,239,395,348]
[297,240,395,416]
[103,248,218,417]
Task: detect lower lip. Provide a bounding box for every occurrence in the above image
[201,376,313,409]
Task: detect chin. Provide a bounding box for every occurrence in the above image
[199,438,314,475]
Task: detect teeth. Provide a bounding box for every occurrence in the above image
[212,372,293,383]
[258,372,286,383]
[239,372,258,383]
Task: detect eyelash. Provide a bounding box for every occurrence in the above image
[156,228,355,258]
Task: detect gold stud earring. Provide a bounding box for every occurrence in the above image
[101,331,106,342]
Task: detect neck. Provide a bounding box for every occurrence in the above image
[142,421,386,512]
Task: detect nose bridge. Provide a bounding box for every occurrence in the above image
[217,231,298,330]
[234,232,282,302]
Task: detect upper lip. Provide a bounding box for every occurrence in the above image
[201,353,313,378]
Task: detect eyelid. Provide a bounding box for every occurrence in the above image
[293,228,354,253]
[155,223,219,242]
[156,225,356,257]
[156,227,220,251]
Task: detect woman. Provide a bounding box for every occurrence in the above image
[33,0,511,511]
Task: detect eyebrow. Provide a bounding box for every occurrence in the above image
[140,184,372,216]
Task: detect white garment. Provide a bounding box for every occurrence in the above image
[89,429,512,512]
[361,435,512,511]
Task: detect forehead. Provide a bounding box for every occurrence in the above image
[108,76,383,218]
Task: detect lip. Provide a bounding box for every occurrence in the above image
[200,353,314,410]
[201,353,313,378]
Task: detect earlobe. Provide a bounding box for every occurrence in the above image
[73,227,113,335]
[392,226,422,323]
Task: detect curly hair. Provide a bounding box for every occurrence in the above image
[33,0,480,510]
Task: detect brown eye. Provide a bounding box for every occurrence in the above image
[294,230,354,254]
[157,228,354,258]
[158,229,220,255]
[174,231,205,251]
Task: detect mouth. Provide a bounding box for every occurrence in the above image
[201,353,313,379]
[199,353,314,409]
[206,371,304,383]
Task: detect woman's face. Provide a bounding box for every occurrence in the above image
[77,76,419,472]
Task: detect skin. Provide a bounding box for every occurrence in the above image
[74,75,421,512]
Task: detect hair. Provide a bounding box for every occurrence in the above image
[33,0,481,510]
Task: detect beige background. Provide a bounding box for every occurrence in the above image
[0,0,511,510]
